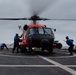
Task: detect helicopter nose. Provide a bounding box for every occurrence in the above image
[40,39,50,47]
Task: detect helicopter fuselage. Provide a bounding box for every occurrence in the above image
[20,24,55,53]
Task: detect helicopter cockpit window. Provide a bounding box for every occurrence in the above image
[29,28,34,35]
[29,28,38,35]
[38,28,44,34]
[29,28,52,35]
[44,28,52,35]
[33,28,38,34]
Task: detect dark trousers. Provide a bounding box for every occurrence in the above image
[12,43,20,53]
[68,45,74,54]
[1,45,8,50]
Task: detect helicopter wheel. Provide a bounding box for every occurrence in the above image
[48,47,53,53]
[20,45,27,53]
[41,48,44,52]
[56,43,62,49]
[29,47,32,52]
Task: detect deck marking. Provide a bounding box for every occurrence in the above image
[0,54,39,58]
[0,65,57,67]
[0,64,75,68]
[38,55,76,75]
[65,65,76,67]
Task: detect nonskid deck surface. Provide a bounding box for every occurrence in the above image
[0,48,76,75]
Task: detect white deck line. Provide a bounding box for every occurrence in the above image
[38,55,76,75]
[0,54,39,58]
[0,64,75,68]
[0,65,57,67]
[65,65,76,67]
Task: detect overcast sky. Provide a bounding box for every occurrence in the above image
[0,0,76,46]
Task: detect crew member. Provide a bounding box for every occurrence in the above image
[0,43,8,50]
[12,33,21,53]
[65,36,74,55]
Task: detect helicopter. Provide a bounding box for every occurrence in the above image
[0,15,56,53]
[18,15,56,53]
[0,0,76,53]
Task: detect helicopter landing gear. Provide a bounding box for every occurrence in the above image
[20,45,27,53]
[48,47,53,53]
[29,47,33,53]
[41,46,53,53]
[41,48,44,52]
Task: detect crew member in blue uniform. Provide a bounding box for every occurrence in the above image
[65,36,74,55]
[12,33,20,53]
[0,43,8,50]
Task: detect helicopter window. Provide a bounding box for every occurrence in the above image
[29,28,38,35]
[44,28,52,35]
[33,28,38,34]
[38,28,44,34]
[29,29,33,35]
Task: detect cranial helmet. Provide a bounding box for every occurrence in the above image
[66,36,69,39]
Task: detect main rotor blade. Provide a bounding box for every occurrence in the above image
[0,18,28,20]
[0,18,76,21]
[0,17,49,20]
[49,19,76,21]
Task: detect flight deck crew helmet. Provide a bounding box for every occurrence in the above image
[16,33,18,36]
[66,36,69,39]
